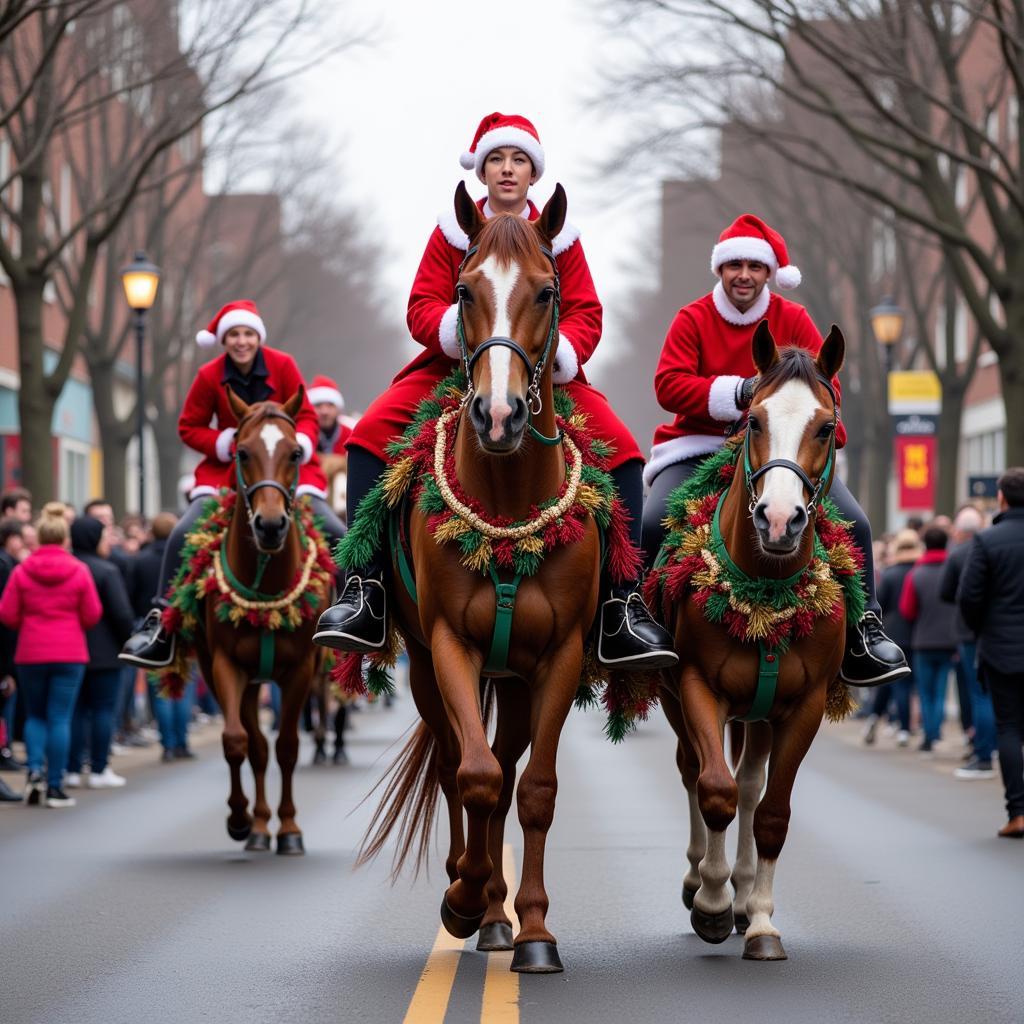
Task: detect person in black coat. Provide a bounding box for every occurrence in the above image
[66,516,135,789]
[958,467,1024,838]
[130,513,176,622]
[0,517,25,795]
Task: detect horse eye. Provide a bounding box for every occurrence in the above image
[456,283,472,303]
[289,448,301,462]
[748,415,761,433]
[237,448,250,462]
[817,422,835,440]
[537,286,554,305]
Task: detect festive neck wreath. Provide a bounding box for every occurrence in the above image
[157,491,336,694]
[330,369,655,740]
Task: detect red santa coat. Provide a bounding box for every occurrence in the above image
[348,197,641,469]
[179,347,327,499]
[646,284,846,485]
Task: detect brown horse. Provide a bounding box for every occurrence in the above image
[359,183,602,973]
[660,323,847,961]
[192,386,325,855]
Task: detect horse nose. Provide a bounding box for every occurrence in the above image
[788,504,808,536]
[469,394,490,435]
[508,396,528,435]
[253,512,288,545]
[753,502,807,544]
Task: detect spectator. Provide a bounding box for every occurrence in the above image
[21,523,38,554]
[0,502,101,808]
[940,506,995,780]
[0,518,24,797]
[129,513,176,621]
[83,500,134,587]
[899,525,957,754]
[864,529,922,747]
[66,516,135,789]
[1,488,32,522]
[958,467,1024,839]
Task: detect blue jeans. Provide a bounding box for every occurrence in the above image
[150,676,195,751]
[913,650,954,745]
[870,673,914,732]
[19,663,86,787]
[68,668,122,774]
[957,643,996,762]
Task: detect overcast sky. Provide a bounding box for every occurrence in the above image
[296,0,658,374]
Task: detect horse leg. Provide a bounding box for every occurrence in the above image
[431,627,501,938]
[743,690,826,962]
[661,691,704,911]
[240,682,272,853]
[478,678,531,952]
[731,721,771,934]
[510,641,583,974]
[680,667,736,944]
[213,652,252,842]
[274,661,314,856]
[311,679,327,766]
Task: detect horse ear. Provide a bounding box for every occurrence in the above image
[454,180,486,241]
[225,384,251,422]
[282,385,305,421]
[816,325,846,380]
[536,183,567,244]
[751,320,779,374]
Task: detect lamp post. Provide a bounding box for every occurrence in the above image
[869,296,905,382]
[120,251,160,516]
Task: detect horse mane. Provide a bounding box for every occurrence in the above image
[475,213,540,267]
[754,346,822,398]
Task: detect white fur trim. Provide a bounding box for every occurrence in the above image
[307,385,344,410]
[551,221,580,256]
[711,236,778,274]
[213,308,266,345]
[215,427,237,462]
[775,264,802,289]
[438,207,580,257]
[438,210,470,251]
[708,374,746,422]
[189,484,217,499]
[712,281,771,326]
[196,329,217,348]
[439,303,460,359]
[296,433,313,465]
[296,484,327,499]
[644,435,726,487]
[460,150,476,170]
[552,333,579,384]
[469,126,545,182]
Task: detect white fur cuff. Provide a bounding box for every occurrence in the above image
[708,375,745,422]
[552,333,579,384]
[439,303,461,359]
[215,427,237,462]
[297,433,313,465]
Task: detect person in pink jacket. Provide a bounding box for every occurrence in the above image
[0,502,102,808]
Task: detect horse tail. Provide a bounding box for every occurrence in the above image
[356,722,439,880]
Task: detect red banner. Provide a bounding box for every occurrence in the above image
[895,435,936,510]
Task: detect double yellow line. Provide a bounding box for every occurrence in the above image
[402,844,520,1024]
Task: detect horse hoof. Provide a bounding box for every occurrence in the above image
[743,934,787,961]
[510,941,563,974]
[476,922,514,952]
[682,884,698,910]
[734,912,750,935]
[691,905,735,944]
[439,897,484,939]
[312,748,327,766]
[276,833,305,856]
[244,832,271,853]
[226,818,251,842]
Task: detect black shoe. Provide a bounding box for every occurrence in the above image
[0,776,22,802]
[119,608,176,669]
[0,748,25,772]
[44,785,75,808]
[161,748,176,763]
[597,589,679,670]
[840,611,910,687]
[332,747,349,766]
[313,572,387,653]
[173,746,195,759]
[25,770,44,806]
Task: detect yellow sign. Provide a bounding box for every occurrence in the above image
[888,370,942,405]
[903,443,930,489]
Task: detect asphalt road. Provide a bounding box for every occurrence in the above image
[2,695,1022,1024]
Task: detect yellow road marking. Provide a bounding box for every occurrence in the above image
[480,844,520,1023]
[402,925,465,1023]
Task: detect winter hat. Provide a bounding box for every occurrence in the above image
[711,214,802,289]
[196,300,267,348]
[70,515,104,554]
[460,112,545,183]
[307,374,345,411]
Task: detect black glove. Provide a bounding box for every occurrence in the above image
[735,376,757,410]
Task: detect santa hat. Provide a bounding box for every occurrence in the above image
[460,112,545,183]
[196,300,267,348]
[307,374,345,411]
[710,214,802,290]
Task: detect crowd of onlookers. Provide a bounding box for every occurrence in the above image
[862,466,1024,839]
[0,487,212,809]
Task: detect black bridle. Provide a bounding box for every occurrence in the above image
[233,409,300,528]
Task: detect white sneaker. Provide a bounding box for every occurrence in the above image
[64,772,82,788]
[896,730,910,747]
[88,767,127,789]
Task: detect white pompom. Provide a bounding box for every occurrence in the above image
[196,329,218,347]
[459,150,476,170]
[775,264,802,289]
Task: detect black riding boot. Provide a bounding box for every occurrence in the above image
[597,460,678,670]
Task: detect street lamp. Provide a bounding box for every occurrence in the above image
[120,251,160,516]
[869,297,905,378]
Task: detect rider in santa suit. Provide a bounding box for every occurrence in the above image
[641,215,909,686]
[119,300,347,669]
[308,374,353,455]
[314,112,676,669]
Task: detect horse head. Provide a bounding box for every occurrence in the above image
[744,322,844,557]
[226,385,306,553]
[452,180,566,453]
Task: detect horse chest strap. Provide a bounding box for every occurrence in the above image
[483,573,523,675]
[741,642,780,722]
[258,630,275,679]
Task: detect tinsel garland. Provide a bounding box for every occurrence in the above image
[329,369,653,740]
[157,490,336,695]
